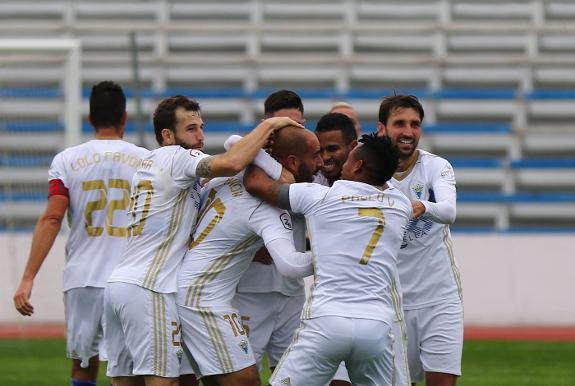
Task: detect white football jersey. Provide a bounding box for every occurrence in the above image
[391,149,463,310]
[48,139,149,291]
[178,173,294,308]
[290,180,411,323]
[108,145,210,293]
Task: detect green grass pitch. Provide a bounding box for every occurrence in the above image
[1,339,574,385]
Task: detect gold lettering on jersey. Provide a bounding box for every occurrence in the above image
[341,193,386,202]
[70,152,150,172]
[225,177,243,197]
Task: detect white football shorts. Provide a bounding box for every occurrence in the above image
[104,282,185,378]
[177,303,256,378]
[270,316,394,386]
[64,287,105,368]
[232,292,305,369]
[405,301,463,382]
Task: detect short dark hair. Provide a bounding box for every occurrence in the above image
[89,81,126,129]
[264,90,304,117]
[378,95,424,125]
[355,133,399,185]
[315,113,357,143]
[153,95,201,145]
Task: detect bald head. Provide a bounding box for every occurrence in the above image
[271,127,323,182]
[330,102,361,137]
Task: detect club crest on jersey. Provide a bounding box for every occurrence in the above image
[281,377,291,385]
[411,183,424,199]
[239,339,249,354]
[280,213,292,230]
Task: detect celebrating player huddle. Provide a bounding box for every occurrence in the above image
[14,83,462,386]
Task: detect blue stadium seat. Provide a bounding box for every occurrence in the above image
[0,121,64,132]
[162,88,246,98]
[510,158,575,169]
[343,88,430,100]
[525,89,575,100]
[0,87,61,98]
[448,157,504,168]
[433,88,517,99]
[0,154,53,167]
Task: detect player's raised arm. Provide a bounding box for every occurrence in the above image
[196,117,303,178]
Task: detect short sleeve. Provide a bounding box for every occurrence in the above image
[289,183,329,215]
[248,203,294,245]
[48,152,68,187]
[171,147,211,188]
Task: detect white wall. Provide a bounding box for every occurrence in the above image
[1,233,574,325]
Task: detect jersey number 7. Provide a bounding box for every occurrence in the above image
[358,208,385,265]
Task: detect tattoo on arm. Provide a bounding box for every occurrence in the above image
[196,157,213,178]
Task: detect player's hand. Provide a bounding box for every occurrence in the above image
[263,117,305,133]
[13,279,34,316]
[252,247,273,265]
[411,200,426,219]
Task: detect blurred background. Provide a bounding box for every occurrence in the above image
[1,0,574,330]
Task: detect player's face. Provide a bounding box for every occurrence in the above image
[378,107,421,160]
[272,108,305,125]
[173,108,205,151]
[295,133,323,183]
[316,130,353,182]
[340,145,359,181]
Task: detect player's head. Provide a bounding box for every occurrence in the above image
[271,127,323,183]
[329,101,361,136]
[315,113,358,184]
[341,133,399,186]
[376,95,424,160]
[89,81,127,133]
[264,90,305,124]
[153,95,204,150]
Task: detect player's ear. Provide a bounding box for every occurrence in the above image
[349,139,358,150]
[161,128,175,145]
[376,121,386,137]
[284,154,299,175]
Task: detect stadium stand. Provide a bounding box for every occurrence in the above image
[1,0,575,230]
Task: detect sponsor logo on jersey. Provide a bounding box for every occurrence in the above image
[280,212,292,230]
[401,217,434,248]
[239,339,249,354]
[440,166,455,180]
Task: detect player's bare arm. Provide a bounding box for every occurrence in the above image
[243,165,289,208]
[197,117,303,178]
[13,194,68,316]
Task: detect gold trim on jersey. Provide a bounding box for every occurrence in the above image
[443,225,463,300]
[143,188,189,289]
[185,235,260,308]
[199,308,234,373]
[152,292,168,376]
[301,218,316,320]
[393,150,419,182]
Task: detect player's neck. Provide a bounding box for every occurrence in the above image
[94,127,123,140]
[396,149,419,173]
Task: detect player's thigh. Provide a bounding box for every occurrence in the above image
[392,318,411,386]
[178,304,256,379]
[104,285,134,377]
[64,287,105,367]
[346,318,394,386]
[232,292,277,368]
[270,317,351,386]
[419,302,463,377]
[404,308,424,383]
[107,282,183,378]
[268,294,305,367]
